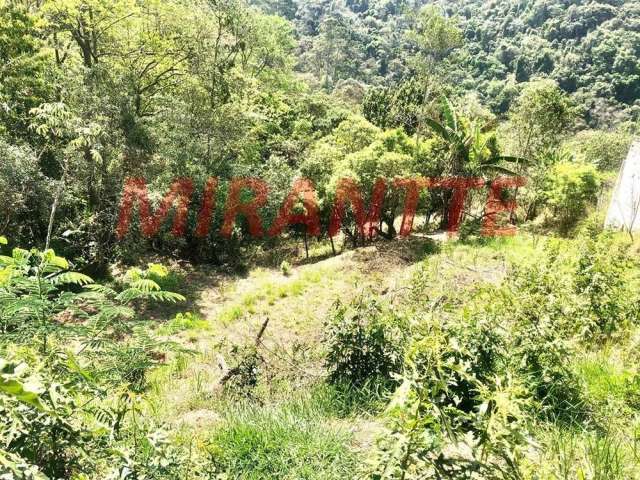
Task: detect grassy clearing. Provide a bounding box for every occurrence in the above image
[207,385,367,480]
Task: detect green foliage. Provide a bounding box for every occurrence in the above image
[0,246,94,352]
[365,329,530,478]
[0,238,195,478]
[0,3,53,139]
[0,139,52,244]
[1,0,640,477]
[575,232,639,337]
[157,311,209,335]
[565,129,634,171]
[207,393,358,479]
[323,291,408,386]
[280,260,292,276]
[223,344,263,397]
[542,162,601,234]
[292,0,640,124]
[333,115,382,154]
[124,263,184,296]
[0,356,99,478]
[0,244,185,359]
[424,96,522,175]
[363,232,640,478]
[504,79,578,159]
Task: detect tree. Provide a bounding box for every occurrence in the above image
[502,80,578,221]
[406,5,463,159]
[504,79,577,160]
[0,3,53,142]
[424,97,521,176]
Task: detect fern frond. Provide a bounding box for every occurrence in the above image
[52,272,94,286]
[130,279,161,292]
[145,291,186,303]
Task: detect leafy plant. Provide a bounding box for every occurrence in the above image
[280,260,292,276]
[575,232,639,337]
[542,162,601,235]
[424,97,524,176]
[0,356,102,478]
[324,291,408,386]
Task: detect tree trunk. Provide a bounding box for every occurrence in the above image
[45,177,65,251]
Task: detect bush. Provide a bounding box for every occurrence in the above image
[575,232,639,337]
[222,344,263,397]
[323,291,408,386]
[365,319,529,479]
[0,356,97,478]
[542,162,601,235]
[124,262,184,294]
[500,246,588,421]
[280,260,292,276]
[0,138,52,245]
[0,241,196,478]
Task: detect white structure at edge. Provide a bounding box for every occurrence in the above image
[605,140,640,232]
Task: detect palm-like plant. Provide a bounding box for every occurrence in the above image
[0,241,184,354]
[423,97,525,176]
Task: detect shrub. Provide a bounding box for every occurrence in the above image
[575,232,639,337]
[0,356,100,478]
[500,247,588,421]
[0,240,195,476]
[280,260,292,276]
[323,291,408,386]
[0,139,52,245]
[124,262,184,294]
[222,344,263,397]
[542,162,601,235]
[0,244,184,354]
[365,326,529,479]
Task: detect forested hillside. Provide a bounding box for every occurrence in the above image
[279,0,640,124]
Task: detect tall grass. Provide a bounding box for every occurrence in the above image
[207,385,361,479]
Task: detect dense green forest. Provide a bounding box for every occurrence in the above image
[284,0,640,124]
[2,0,640,478]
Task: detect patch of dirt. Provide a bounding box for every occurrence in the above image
[177,409,222,429]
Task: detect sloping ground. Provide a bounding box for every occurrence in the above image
[146,238,430,421]
[141,235,523,459]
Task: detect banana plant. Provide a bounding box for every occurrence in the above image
[423,97,526,176]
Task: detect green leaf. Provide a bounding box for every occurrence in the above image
[441,96,458,132]
[43,250,69,269]
[131,278,161,292]
[0,450,49,479]
[423,117,449,141]
[66,352,94,383]
[0,362,45,411]
[52,272,94,286]
[147,291,186,303]
[147,263,169,278]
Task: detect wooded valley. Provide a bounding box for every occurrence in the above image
[1,0,640,478]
